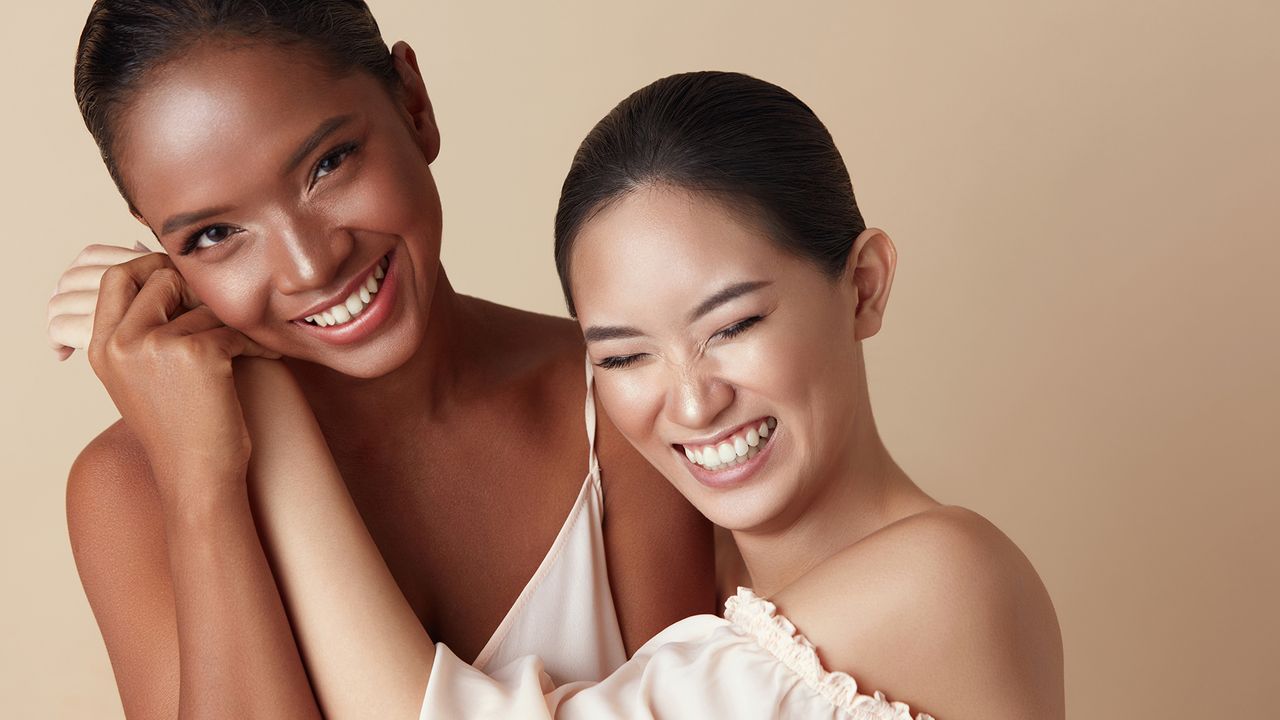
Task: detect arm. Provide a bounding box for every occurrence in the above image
[76,255,319,720]
[594,406,718,651]
[233,359,435,719]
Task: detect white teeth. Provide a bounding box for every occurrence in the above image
[684,418,777,470]
[304,257,387,327]
[701,446,721,467]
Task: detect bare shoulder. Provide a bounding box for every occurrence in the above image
[774,506,1064,720]
[67,421,179,719]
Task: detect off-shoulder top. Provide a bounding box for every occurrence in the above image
[420,588,934,719]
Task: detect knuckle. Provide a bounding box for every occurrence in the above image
[101,263,128,287]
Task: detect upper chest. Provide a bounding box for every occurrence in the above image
[317,385,594,655]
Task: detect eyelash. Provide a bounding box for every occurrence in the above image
[179,141,361,255]
[309,141,359,188]
[595,315,765,371]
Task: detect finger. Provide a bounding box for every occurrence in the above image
[71,244,149,269]
[165,308,283,360]
[162,304,226,336]
[56,263,112,294]
[60,258,202,311]
[202,326,283,360]
[49,312,94,352]
[48,289,99,323]
[115,267,186,340]
[92,254,179,345]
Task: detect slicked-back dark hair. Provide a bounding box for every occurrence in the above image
[553,71,866,317]
[74,0,398,201]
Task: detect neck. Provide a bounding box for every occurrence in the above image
[284,265,466,450]
[730,369,934,598]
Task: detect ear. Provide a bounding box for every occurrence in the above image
[391,41,441,163]
[842,228,897,341]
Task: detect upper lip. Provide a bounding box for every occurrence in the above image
[674,416,773,448]
[291,254,388,321]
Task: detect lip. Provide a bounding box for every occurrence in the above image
[674,416,774,448]
[292,252,392,321]
[680,423,780,490]
[292,250,399,346]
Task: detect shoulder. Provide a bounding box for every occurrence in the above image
[67,421,180,717]
[67,420,157,530]
[773,506,1064,720]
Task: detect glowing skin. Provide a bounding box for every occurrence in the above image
[571,185,885,535]
[118,41,443,379]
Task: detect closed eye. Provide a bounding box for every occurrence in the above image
[715,315,764,341]
[596,354,645,370]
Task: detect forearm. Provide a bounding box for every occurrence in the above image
[237,360,434,719]
[161,478,321,720]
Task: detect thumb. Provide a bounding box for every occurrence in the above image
[206,326,283,361]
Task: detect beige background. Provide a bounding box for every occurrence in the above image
[3,1,1277,717]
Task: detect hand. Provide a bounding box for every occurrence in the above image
[48,242,199,360]
[87,253,280,509]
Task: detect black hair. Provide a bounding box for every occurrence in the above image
[74,0,398,202]
[553,71,866,317]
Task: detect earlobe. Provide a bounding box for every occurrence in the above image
[845,228,897,341]
[390,41,441,163]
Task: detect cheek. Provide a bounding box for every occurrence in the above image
[181,266,273,332]
[595,371,665,445]
[341,143,442,255]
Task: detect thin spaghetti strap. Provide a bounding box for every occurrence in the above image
[584,353,601,483]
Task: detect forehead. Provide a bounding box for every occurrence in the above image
[116,41,391,217]
[570,187,798,320]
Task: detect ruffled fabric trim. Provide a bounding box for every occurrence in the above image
[724,588,935,720]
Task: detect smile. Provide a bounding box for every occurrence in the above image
[304,255,390,327]
[679,417,777,471]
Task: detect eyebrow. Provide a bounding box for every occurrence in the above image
[583,325,645,343]
[582,280,773,345]
[160,205,234,236]
[157,114,357,237]
[687,280,772,322]
[282,113,357,176]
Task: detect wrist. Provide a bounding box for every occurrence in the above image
[154,466,250,529]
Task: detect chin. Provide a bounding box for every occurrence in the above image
[683,479,796,534]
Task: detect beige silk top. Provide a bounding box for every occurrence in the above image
[420,588,934,719]
[468,358,628,685]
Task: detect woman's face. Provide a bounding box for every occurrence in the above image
[571,186,892,532]
[115,41,443,378]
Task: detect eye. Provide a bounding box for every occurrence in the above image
[596,354,645,370]
[715,315,764,341]
[182,225,241,255]
[311,142,359,185]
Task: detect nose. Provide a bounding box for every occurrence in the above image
[267,212,354,296]
[666,362,735,431]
